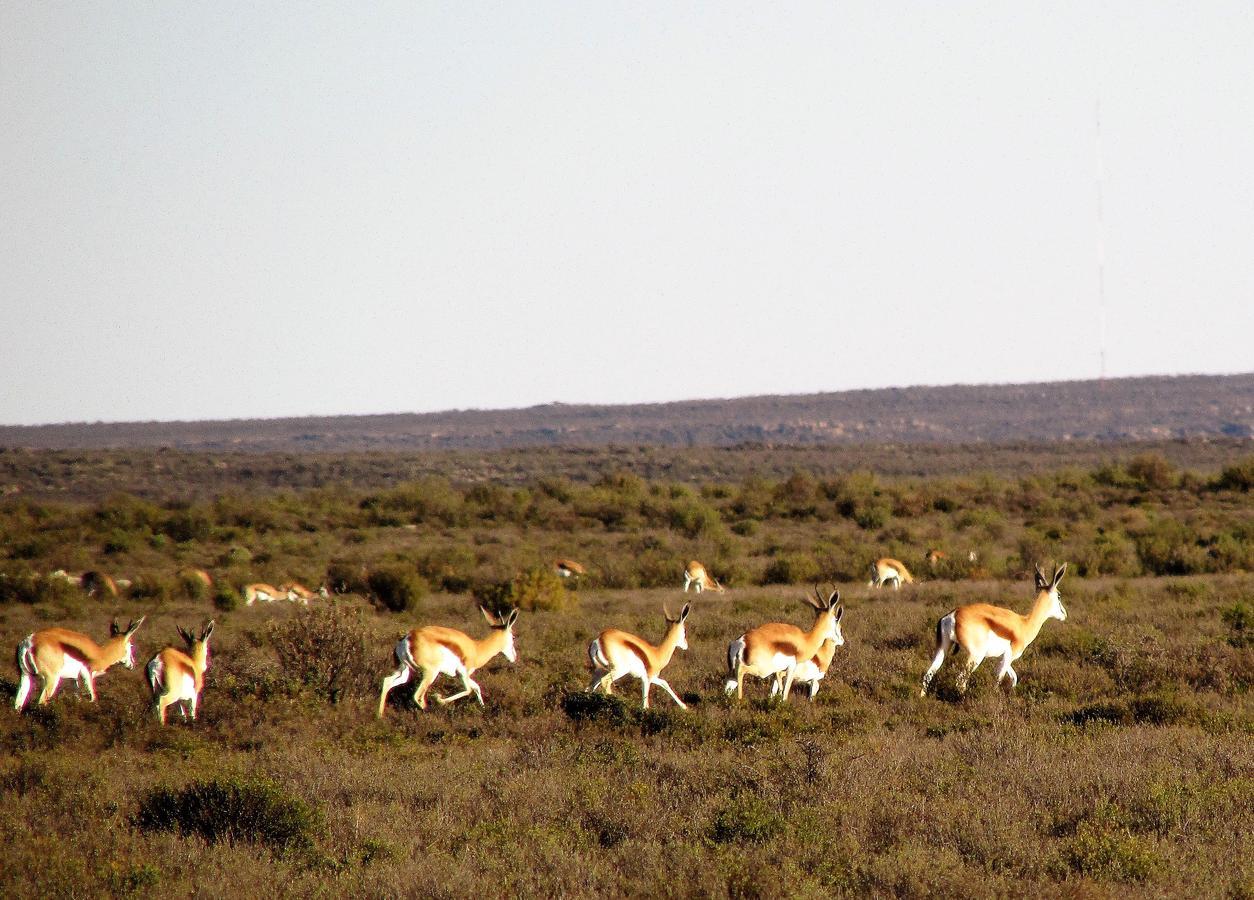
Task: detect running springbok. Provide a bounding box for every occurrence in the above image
[281,582,329,604]
[14,617,146,710]
[869,558,914,589]
[377,606,519,716]
[725,585,844,701]
[768,637,841,701]
[587,603,691,709]
[920,563,1068,697]
[146,621,214,724]
[243,582,283,605]
[554,558,586,578]
[683,560,725,594]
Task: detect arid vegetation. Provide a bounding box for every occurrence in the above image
[0,444,1250,896]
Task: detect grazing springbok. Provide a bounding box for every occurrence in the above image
[683,560,725,594]
[280,582,329,605]
[925,549,947,569]
[14,617,146,710]
[725,585,844,701]
[81,571,119,598]
[146,621,214,724]
[587,603,691,709]
[920,563,1068,697]
[49,569,83,587]
[377,606,519,716]
[768,637,841,701]
[869,558,914,590]
[554,558,586,578]
[243,582,283,605]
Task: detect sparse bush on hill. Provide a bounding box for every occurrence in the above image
[270,605,371,703]
[366,563,428,613]
[135,777,320,855]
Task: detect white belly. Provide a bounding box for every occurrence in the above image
[745,652,797,679]
[980,633,1013,659]
[791,660,822,684]
[177,672,197,701]
[57,657,89,680]
[436,647,465,677]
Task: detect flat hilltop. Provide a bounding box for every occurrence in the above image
[2,373,1251,452]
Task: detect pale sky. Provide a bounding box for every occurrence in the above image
[2,3,1252,426]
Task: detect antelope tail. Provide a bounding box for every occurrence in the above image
[146,656,164,695]
[395,636,420,672]
[15,635,36,678]
[588,638,610,671]
[723,635,747,694]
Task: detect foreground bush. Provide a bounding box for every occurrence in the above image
[270,605,371,703]
[135,777,320,855]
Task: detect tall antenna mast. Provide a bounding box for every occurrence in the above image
[1095,98,1108,381]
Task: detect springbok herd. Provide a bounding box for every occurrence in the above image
[11,556,1069,724]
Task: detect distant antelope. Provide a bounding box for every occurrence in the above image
[925,549,947,569]
[725,585,844,701]
[179,568,214,589]
[768,637,841,702]
[921,563,1068,697]
[869,558,914,590]
[683,560,725,594]
[81,570,119,598]
[554,558,586,578]
[48,569,83,587]
[243,582,282,605]
[146,621,214,724]
[587,603,691,709]
[281,581,329,604]
[377,606,519,716]
[14,617,146,710]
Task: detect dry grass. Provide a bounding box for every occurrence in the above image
[0,572,1250,898]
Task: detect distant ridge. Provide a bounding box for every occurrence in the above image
[1,374,1250,452]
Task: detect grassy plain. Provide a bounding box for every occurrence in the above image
[0,445,1250,898]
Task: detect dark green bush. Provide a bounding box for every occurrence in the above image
[505,566,574,612]
[366,563,429,613]
[561,691,630,726]
[1215,456,1254,492]
[325,558,369,595]
[709,795,783,844]
[135,777,320,855]
[762,552,821,585]
[1222,602,1251,648]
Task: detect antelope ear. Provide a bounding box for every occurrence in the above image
[834,604,844,623]
[680,603,691,622]
[109,620,121,637]
[505,608,519,628]
[202,620,215,640]
[177,626,193,645]
[1052,563,1068,587]
[828,590,841,610]
[1034,565,1048,590]
[480,605,498,626]
[127,616,146,635]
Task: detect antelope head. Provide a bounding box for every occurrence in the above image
[1034,563,1068,621]
[807,584,845,644]
[480,605,521,662]
[663,602,692,651]
[109,616,147,668]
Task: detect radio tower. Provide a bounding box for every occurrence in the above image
[1095,98,1108,381]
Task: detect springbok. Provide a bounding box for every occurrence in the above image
[82,570,119,598]
[920,563,1068,697]
[587,603,691,709]
[554,558,586,578]
[243,582,282,605]
[14,617,146,710]
[179,568,214,589]
[869,558,914,590]
[49,569,83,587]
[683,560,725,594]
[377,606,519,716]
[768,637,841,701]
[725,585,844,701]
[280,581,329,605]
[925,549,947,569]
[146,621,214,724]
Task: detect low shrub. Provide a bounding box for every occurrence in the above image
[504,566,574,612]
[709,795,783,844]
[561,691,629,726]
[366,563,428,614]
[135,777,320,855]
[270,605,371,703]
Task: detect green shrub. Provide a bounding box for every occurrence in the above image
[126,573,173,604]
[1062,820,1158,881]
[505,566,574,612]
[135,777,320,855]
[762,552,821,585]
[366,563,429,613]
[212,585,239,612]
[1215,456,1254,492]
[270,605,371,703]
[1126,453,1177,490]
[709,795,783,844]
[325,558,369,595]
[1222,602,1251,648]
[561,691,630,726]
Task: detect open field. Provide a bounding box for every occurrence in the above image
[0,445,1250,897]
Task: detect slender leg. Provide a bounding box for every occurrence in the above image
[38,675,59,705]
[377,665,411,717]
[921,646,947,697]
[781,664,798,701]
[14,674,31,710]
[640,676,651,709]
[956,655,983,694]
[651,677,687,709]
[189,693,199,719]
[437,671,481,705]
[411,668,436,710]
[736,667,746,700]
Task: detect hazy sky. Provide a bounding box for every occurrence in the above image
[3,3,1252,426]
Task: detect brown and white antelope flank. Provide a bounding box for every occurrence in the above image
[725,586,844,701]
[146,621,214,724]
[920,563,1068,697]
[554,558,586,578]
[587,603,691,709]
[281,581,329,604]
[769,637,841,701]
[869,558,914,590]
[683,560,725,594]
[243,582,283,605]
[377,606,519,716]
[14,617,146,710]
